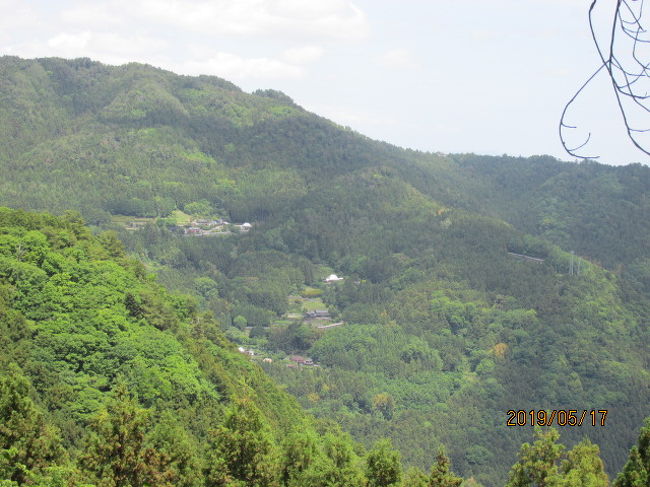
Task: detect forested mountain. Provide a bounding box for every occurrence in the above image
[399,153,650,269]
[1,56,649,487]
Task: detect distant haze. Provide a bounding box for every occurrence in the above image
[1,0,647,165]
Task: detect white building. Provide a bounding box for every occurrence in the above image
[324,274,343,283]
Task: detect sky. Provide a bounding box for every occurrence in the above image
[1,0,648,166]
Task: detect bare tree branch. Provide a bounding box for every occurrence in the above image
[560,0,650,158]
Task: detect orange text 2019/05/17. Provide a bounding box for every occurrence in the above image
[506,410,608,427]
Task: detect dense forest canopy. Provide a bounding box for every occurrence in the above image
[1,56,650,487]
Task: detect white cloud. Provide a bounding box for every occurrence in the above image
[171,51,304,80]
[282,45,324,64]
[47,32,92,52]
[378,48,418,70]
[61,0,369,41]
[1,1,360,83]
[6,32,167,66]
[4,25,308,83]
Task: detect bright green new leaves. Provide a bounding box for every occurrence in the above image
[556,439,609,487]
[506,428,608,487]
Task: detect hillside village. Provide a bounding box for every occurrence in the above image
[119,215,349,370]
[180,218,252,236]
[233,275,347,368]
[120,214,253,236]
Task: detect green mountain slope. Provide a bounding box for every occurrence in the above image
[1,56,649,486]
[394,153,650,269]
[0,207,393,487]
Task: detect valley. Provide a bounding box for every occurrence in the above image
[1,56,649,487]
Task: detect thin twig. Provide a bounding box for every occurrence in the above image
[560,0,650,158]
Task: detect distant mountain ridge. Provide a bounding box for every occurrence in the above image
[1,56,648,269]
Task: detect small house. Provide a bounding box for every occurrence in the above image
[304,310,330,319]
[237,346,255,356]
[288,355,315,366]
[324,274,343,283]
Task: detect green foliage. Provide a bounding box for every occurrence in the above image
[505,428,564,487]
[429,450,463,487]
[440,155,650,270]
[233,314,248,330]
[280,430,318,486]
[372,394,395,421]
[0,208,330,486]
[294,433,365,487]
[556,439,608,487]
[301,287,323,298]
[366,439,402,487]
[100,79,188,123]
[269,323,317,353]
[505,428,608,487]
[0,370,63,484]
[184,200,214,217]
[147,413,204,487]
[205,398,278,487]
[403,467,429,487]
[615,418,650,487]
[82,382,174,487]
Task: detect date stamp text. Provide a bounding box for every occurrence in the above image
[506,409,608,427]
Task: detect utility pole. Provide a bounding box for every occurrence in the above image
[570,251,575,276]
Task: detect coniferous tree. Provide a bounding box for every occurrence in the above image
[428,449,463,487]
[615,447,648,487]
[505,428,564,487]
[402,467,429,487]
[205,398,278,487]
[556,439,609,487]
[82,382,174,487]
[280,430,318,486]
[295,433,364,487]
[615,418,650,487]
[366,439,402,487]
[0,371,63,484]
[148,413,204,487]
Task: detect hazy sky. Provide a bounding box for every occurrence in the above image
[1,0,648,165]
